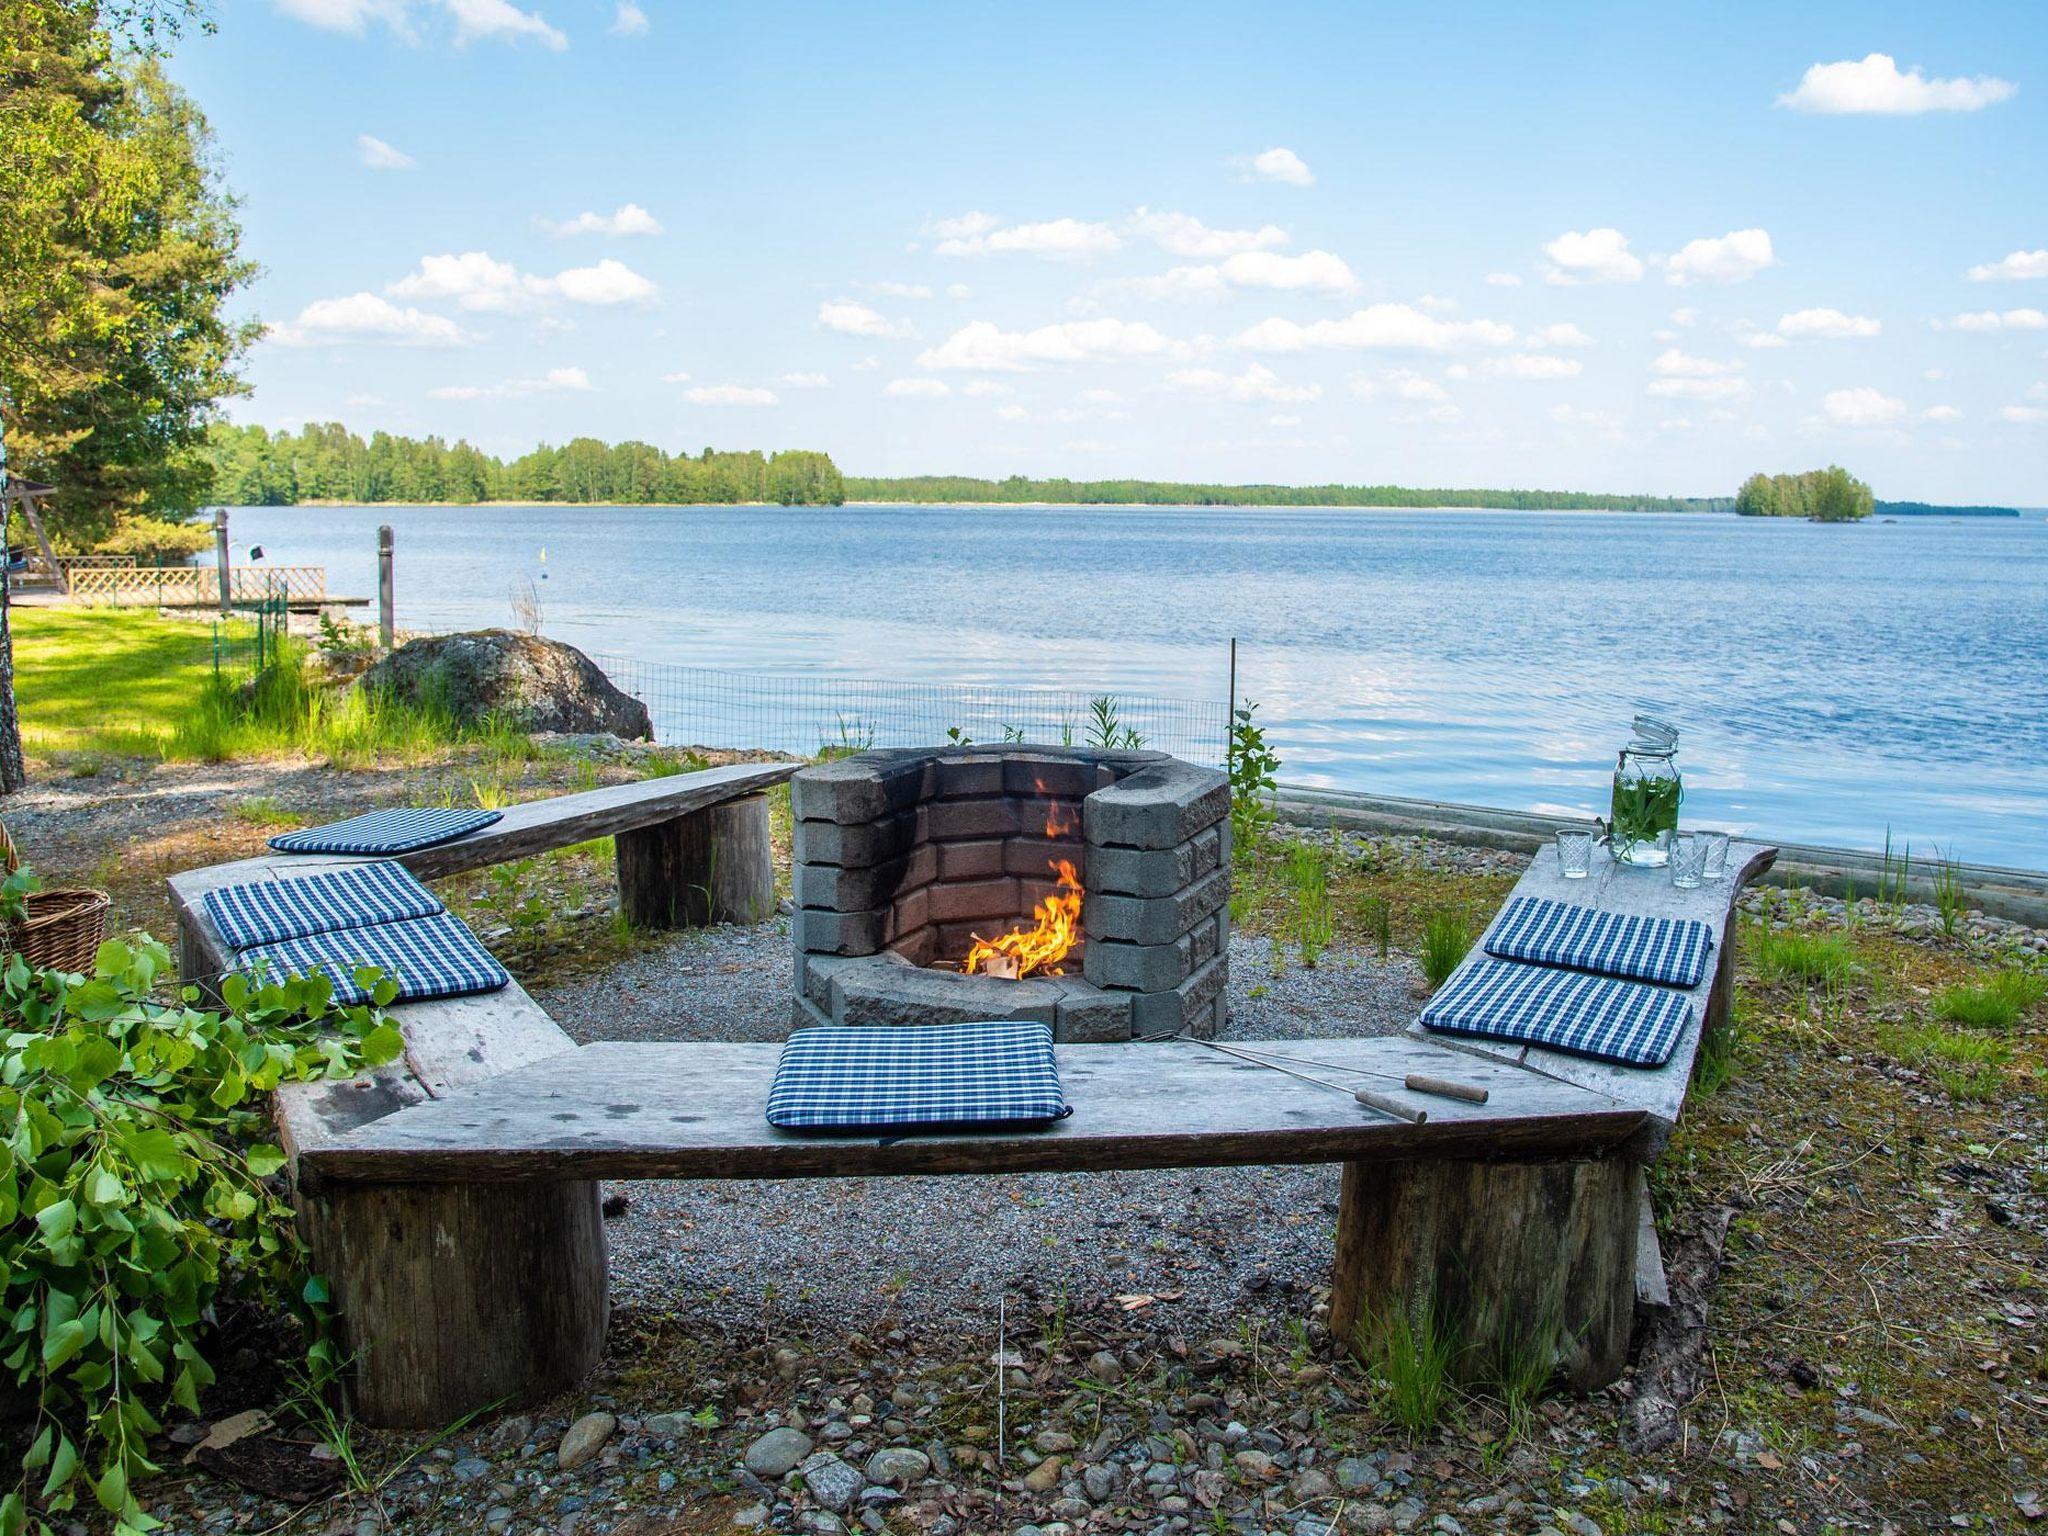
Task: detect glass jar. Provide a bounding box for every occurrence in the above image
[1610,719,1682,867]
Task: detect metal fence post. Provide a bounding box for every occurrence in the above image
[213,509,231,616]
[377,525,394,650]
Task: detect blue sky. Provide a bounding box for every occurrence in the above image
[174,1,2048,501]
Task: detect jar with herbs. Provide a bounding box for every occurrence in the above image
[1609,716,1682,867]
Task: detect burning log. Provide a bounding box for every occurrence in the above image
[964,859,1082,980]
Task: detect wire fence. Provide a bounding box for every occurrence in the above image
[592,654,1229,765]
[210,593,291,686]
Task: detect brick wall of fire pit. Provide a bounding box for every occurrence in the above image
[790,746,1230,1042]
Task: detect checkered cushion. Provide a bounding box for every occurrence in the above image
[235,911,509,1006]
[203,861,443,950]
[1420,958,1693,1068]
[1484,896,1714,988]
[269,807,502,856]
[766,1020,1072,1131]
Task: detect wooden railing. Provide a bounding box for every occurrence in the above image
[67,565,327,605]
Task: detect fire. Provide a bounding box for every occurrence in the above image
[965,859,1082,979]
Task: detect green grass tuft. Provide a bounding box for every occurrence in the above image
[1749,925,1858,988]
[1418,906,1476,990]
[1933,971,2047,1031]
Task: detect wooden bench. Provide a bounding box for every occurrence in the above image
[171,798,1770,1429]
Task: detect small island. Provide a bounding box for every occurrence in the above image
[1734,465,1874,522]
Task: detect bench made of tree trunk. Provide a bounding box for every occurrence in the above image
[166,763,795,1424]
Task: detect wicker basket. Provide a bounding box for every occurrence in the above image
[2,824,110,972]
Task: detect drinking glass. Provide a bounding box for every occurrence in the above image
[1700,831,1730,880]
[1556,827,1595,879]
[1669,833,1708,890]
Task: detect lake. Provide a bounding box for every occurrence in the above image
[224,502,2048,871]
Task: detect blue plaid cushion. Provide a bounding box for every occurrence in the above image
[270,807,502,856]
[1420,958,1692,1068]
[767,1020,1072,1131]
[235,912,510,1006]
[1485,896,1714,988]
[204,861,443,950]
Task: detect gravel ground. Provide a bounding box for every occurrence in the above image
[531,929,1431,1336]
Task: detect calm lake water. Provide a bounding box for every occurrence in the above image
[226,503,2048,870]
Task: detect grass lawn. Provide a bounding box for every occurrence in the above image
[11,606,237,761]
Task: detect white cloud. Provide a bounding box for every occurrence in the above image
[1164,362,1320,404]
[1230,147,1315,186]
[1778,53,2016,114]
[861,281,934,299]
[547,258,658,305]
[995,403,1028,420]
[1777,307,1882,339]
[1542,228,1644,285]
[683,384,778,406]
[961,380,1011,397]
[1968,250,2048,283]
[1922,404,1963,422]
[1669,308,1698,327]
[917,317,1183,372]
[1666,228,1776,285]
[1651,348,1742,378]
[607,0,646,34]
[659,371,691,383]
[1078,388,1123,404]
[1646,350,1746,402]
[1130,208,1289,258]
[1738,327,1791,349]
[1950,308,2048,332]
[274,0,412,35]
[931,211,998,240]
[1477,353,1582,381]
[356,134,414,170]
[387,251,657,310]
[1236,303,1514,353]
[944,283,972,300]
[1548,404,1622,430]
[267,292,466,347]
[1534,322,1593,348]
[1218,250,1358,294]
[2001,405,2048,423]
[936,217,1124,260]
[537,203,662,237]
[779,372,830,388]
[1820,386,1908,426]
[818,300,913,339]
[1484,272,1524,287]
[428,365,591,400]
[884,377,951,399]
[441,0,565,48]
[1649,377,1749,402]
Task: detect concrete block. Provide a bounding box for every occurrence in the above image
[790,756,932,825]
[1004,836,1085,879]
[1084,761,1229,850]
[1002,755,1099,800]
[885,926,937,967]
[794,906,889,957]
[830,961,1061,1028]
[1055,987,1134,1043]
[926,797,1022,840]
[1083,934,1192,993]
[889,884,930,940]
[794,843,932,911]
[926,876,1021,925]
[1128,952,1229,1037]
[1085,824,1221,898]
[1084,868,1229,945]
[794,808,924,869]
[791,994,832,1031]
[934,756,1007,798]
[937,838,1006,880]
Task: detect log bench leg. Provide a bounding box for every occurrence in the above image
[615,793,775,929]
[1329,1154,1639,1393]
[296,1177,609,1428]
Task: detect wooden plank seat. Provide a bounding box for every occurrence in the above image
[168,780,1772,1429]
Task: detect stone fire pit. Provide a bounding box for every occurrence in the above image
[791,746,1231,1041]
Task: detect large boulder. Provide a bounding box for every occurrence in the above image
[359,629,652,739]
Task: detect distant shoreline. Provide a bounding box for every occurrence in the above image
[224,499,2028,516]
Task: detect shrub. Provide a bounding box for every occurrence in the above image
[1226,702,1280,860]
[1419,907,1476,990]
[0,871,403,1536]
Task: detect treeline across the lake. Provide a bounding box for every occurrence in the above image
[1734,466,1874,522]
[842,475,1731,512]
[205,423,846,506]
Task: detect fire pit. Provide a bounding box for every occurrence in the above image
[791,746,1231,1041]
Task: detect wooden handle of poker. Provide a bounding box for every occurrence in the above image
[1354,1088,1427,1124]
[1403,1074,1490,1104]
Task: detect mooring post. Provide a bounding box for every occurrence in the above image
[377,525,394,649]
[213,509,231,616]
[1227,636,1238,730]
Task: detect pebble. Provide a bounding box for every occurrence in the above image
[799,1451,864,1511]
[746,1426,815,1479]
[554,1412,616,1471]
[862,1447,930,1487]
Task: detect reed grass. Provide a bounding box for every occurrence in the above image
[1749,925,1858,988]
[1931,849,1967,939]
[1418,906,1476,990]
[1281,842,1336,967]
[1933,971,2047,1031]
[1359,1295,1458,1436]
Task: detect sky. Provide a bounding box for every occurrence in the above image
[172,0,2048,502]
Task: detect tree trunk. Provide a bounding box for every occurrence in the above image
[615,793,775,928]
[0,525,26,797]
[1329,1153,1639,1393]
[293,1174,610,1428]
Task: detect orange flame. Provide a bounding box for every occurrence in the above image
[965,859,1083,979]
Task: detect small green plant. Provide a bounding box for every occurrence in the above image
[1693,989,1744,1096]
[1361,1294,1457,1435]
[1481,1313,1561,1445]
[944,725,974,747]
[1883,1020,2012,1101]
[314,612,373,659]
[818,714,876,759]
[1225,701,1280,860]
[1360,892,1393,961]
[0,880,404,1536]
[1085,695,1143,751]
[1282,842,1336,968]
[1418,906,1476,990]
[1934,971,2047,1030]
[1749,925,1858,988]
[228,796,303,830]
[1875,827,1912,909]
[1931,849,1967,939]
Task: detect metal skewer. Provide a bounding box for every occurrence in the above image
[1170,1035,1429,1124]
[1214,1044,1490,1105]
